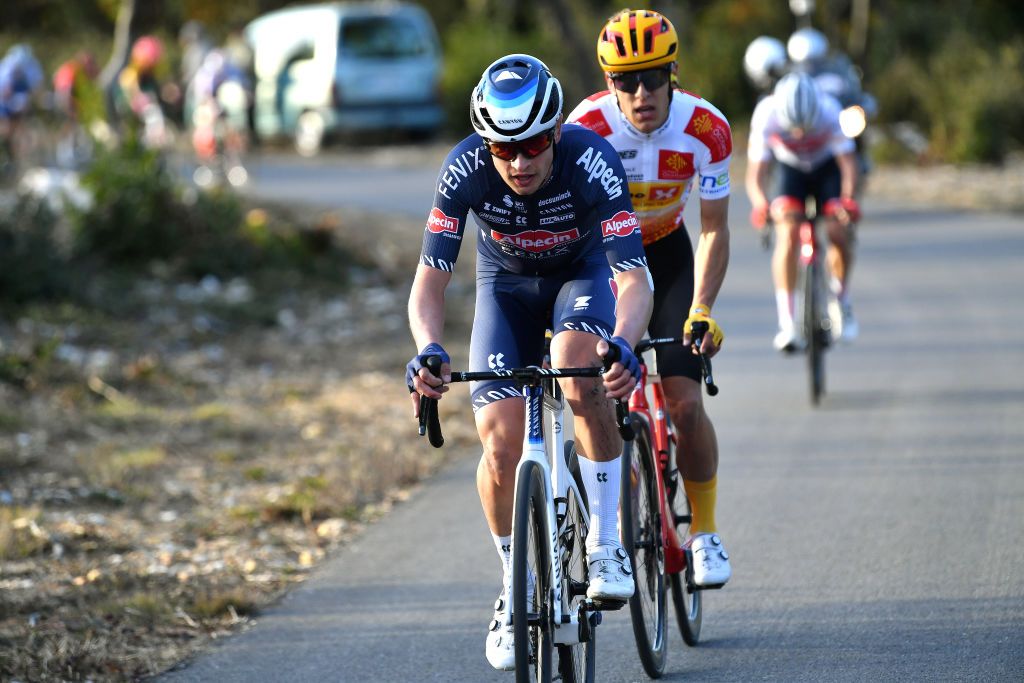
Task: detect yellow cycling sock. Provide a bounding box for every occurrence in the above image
[683,475,717,535]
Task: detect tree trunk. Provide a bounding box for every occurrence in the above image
[546,0,601,97]
[99,0,136,121]
[848,0,871,64]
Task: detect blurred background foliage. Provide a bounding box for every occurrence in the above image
[2,0,1023,164]
[1,0,1022,164]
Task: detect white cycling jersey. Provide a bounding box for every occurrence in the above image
[747,91,854,173]
[567,88,732,246]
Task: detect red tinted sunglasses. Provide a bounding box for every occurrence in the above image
[485,131,555,161]
[610,67,672,94]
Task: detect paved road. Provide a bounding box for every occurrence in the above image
[164,148,1024,681]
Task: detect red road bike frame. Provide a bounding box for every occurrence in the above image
[627,350,688,575]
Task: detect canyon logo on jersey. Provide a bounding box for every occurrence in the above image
[601,210,639,239]
[426,207,459,234]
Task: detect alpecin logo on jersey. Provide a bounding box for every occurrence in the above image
[490,227,581,253]
[576,147,624,200]
[601,210,639,239]
[426,208,459,234]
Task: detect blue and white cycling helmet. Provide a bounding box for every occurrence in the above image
[470,54,563,142]
[774,72,820,130]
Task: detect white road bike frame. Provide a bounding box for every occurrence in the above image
[505,377,590,647]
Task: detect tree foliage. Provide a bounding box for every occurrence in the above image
[1,0,1022,162]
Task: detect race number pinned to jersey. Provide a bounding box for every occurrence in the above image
[658,151,695,181]
[426,207,459,234]
[601,210,639,239]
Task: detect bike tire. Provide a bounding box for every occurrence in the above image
[556,441,596,683]
[666,444,702,646]
[514,460,554,683]
[804,258,826,405]
[621,416,668,677]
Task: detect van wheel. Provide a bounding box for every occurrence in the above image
[295,112,325,157]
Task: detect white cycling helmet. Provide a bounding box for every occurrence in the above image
[744,36,787,90]
[774,72,820,130]
[470,54,563,142]
[787,27,829,64]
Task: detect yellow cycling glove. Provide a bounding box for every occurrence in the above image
[684,304,725,348]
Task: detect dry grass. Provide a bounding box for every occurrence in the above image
[0,207,478,682]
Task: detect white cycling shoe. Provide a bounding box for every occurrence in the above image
[687,532,732,587]
[828,299,859,343]
[586,542,635,602]
[773,325,805,353]
[485,591,516,671]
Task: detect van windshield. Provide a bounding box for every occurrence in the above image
[339,17,432,58]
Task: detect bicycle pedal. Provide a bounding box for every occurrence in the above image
[693,582,726,592]
[586,597,627,611]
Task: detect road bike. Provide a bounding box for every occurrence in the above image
[762,206,834,406]
[621,322,719,678]
[417,348,632,683]
[795,202,836,405]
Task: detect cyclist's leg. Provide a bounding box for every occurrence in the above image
[769,164,811,348]
[817,159,854,299]
[470,273,548,540]
[817,159,858,339]
[549,264,634,601]
[469,273,550,669]
[646,231,730,584]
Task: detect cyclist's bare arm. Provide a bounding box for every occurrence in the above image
[836,150,859,202]
[601,267,654,398]
[407,264,451,409]
[692,196,730,328]
[745,158,772,211]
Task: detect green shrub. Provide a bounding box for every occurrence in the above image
[0,197,73,305]
[72,138,185,264]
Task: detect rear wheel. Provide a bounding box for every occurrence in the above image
[621,417,668,677]
[556,442,595,683]
[666,445,702,646]
[514,460,553,682]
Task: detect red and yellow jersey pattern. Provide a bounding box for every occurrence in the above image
[567,89,732,245]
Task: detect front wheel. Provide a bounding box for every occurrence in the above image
[514,460,554,683]
[666,457,702,645]
[556,442,595,683]
[621,416,668,677]
[800,257,827,405]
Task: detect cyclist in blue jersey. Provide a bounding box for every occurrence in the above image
[406,54,653,671]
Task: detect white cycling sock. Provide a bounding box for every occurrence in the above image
[775,289,794,329]
[578,455,622,551]
[492,532,512,578]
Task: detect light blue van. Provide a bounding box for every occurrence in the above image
[245,1,445,155]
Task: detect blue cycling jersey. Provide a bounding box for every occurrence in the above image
[419,124,647,277]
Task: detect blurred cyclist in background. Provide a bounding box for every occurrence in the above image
[53,51,103,168]
[743,35,788,99]
[188,48,251,186]
[0,44,46,176]
[114,35,172,149]
[787,26,877,188]
[567,8,733,589]
[746,72,860,351]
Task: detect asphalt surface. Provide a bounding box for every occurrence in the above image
[162,148,1024,682]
